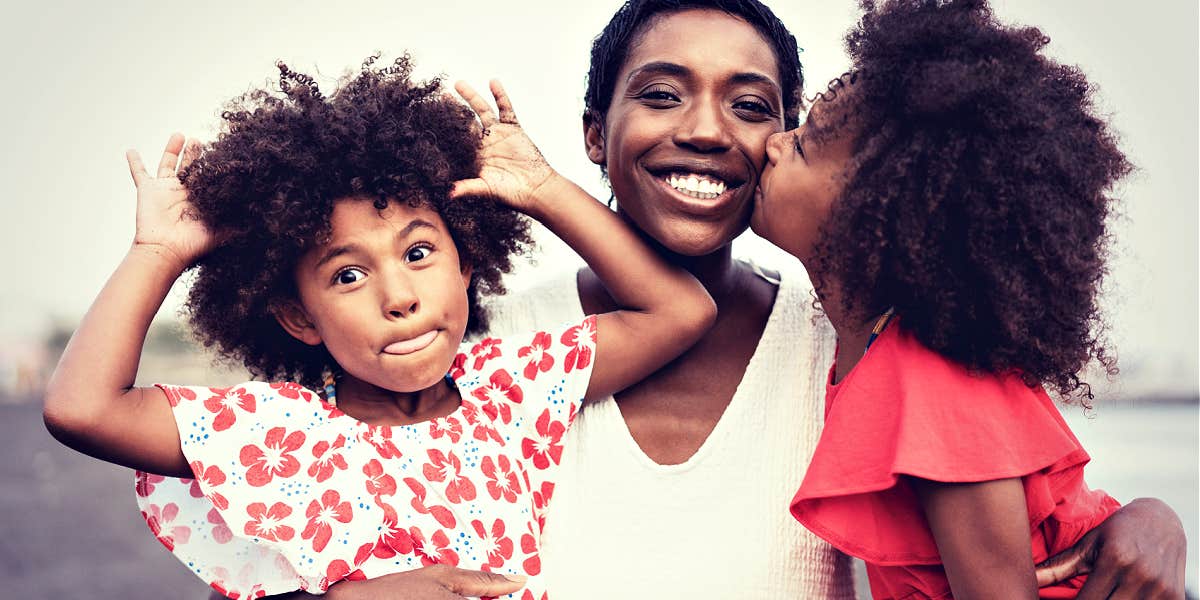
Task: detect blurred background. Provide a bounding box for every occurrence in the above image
[1,0,1195,597]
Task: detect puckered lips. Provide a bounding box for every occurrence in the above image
[382,329,439,356]
[644,159,749,216]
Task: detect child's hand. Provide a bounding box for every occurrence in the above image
[451,80,559,213]
[126,133,214,270]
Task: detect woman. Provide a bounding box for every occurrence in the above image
[260,1,1186,598]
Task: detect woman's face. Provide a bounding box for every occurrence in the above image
[586,8,787,257]
[751,99,857,264]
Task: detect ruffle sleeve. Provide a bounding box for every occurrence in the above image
[136,382,382,596]
[790,325,1092,565]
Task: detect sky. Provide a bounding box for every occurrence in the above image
[0,0,1196,397]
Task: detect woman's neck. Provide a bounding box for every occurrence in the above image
[333,374,460,426]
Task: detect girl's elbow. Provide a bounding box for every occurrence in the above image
[42,388,99,449]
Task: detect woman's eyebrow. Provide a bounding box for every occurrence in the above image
[626,61,690,84]
[729,71,782,95]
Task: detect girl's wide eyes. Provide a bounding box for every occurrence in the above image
[334,267,366,286]
[405,245,432,263]
[792,133,806,158]
[637,85,680,105]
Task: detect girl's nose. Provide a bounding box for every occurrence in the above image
[765,131,785,165]
[382,273,419,318]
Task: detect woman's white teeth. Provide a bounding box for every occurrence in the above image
[667,173,727,199]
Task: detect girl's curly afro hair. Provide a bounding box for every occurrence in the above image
[813,0,1130,400]
[180,55,533,389]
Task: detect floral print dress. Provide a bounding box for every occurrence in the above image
[135,317,597,599]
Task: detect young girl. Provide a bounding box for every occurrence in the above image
[42,56,715,599]
[752,1,1136,598]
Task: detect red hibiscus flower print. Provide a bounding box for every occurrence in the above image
[323,560,367,590]
[532,481,555,532]
[403,477,457,528]
[471,519,514,569]
[561,316,597,372]
[302,490,353,552]
[359,425,403,459]
[421,449,477,504]
[470,338,503,370]
[143,502,191,551]
[518,331,555,381]
[135,471,165,497]
[211,565,267,599]
[411,526,460,567]
[473,421,504,445]
[521,591,548,600]
[371,517,415,557]
[269,381,305,400]
[204,387,256,432]
[471,369,524,424]
[239,427,305,487]
[243,502,294,541]
[207,507,233,544]
[481,455,521,503]
[520,523,540,575]
[363,459,397,499]
[448,352,467,380]
[188,461,229,510]
[521,409,566,470]
[460,398,480,425]
[308,434,349,483]
[429,415,463,443]
[160,385,197,407]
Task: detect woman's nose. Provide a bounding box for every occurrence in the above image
[673,100,732,152]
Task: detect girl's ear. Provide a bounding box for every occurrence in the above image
[460,263,473,289]
[583,112,606,166]
[273,301,323,346]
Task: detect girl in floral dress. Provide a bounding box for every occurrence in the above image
[750,1,1150,598]
[42,56,715,599]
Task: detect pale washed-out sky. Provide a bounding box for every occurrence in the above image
[0,0,1195,397]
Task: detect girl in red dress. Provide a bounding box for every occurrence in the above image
[751,1,1152,598]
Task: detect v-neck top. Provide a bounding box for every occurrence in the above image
[480,265,856,600]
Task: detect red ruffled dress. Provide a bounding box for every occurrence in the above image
[790,321,1120,599]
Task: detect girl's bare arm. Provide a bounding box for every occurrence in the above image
[43,134,211,478]
[909,476,1039,599]
[452,80,716,402]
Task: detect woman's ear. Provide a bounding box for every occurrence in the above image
[583,111,606,166]
[273,301,323,346]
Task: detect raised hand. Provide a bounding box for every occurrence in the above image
[127,133,214,270]
[451,80,558,212]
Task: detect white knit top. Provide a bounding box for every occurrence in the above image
[481,265,856,599]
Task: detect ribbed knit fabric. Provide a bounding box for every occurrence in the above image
[480,265,856,599]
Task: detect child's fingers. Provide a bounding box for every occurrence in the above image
[125,150,148,186]
[449,178,491,199]
[489,79,519,125]
[454,81,497,128]
[179,138,202,171]
[156,133,186,178]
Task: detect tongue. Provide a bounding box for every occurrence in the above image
[383,330,438,355]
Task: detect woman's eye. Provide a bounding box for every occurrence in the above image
[637,85,680,105]
[334,267,366,286]
[733,99,772,115]
[793,134,806,158]
[405,246,432,263]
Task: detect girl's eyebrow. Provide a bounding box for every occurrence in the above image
[313,219,438,268]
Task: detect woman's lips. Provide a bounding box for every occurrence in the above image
[382,330,439,355]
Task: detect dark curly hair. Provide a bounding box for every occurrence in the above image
[180,55,533,389]
[812,0,1130,400]
[584,0,805,133]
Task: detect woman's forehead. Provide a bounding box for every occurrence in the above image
[620,8,781,89]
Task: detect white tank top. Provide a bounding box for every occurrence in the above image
[480,265,856,599]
